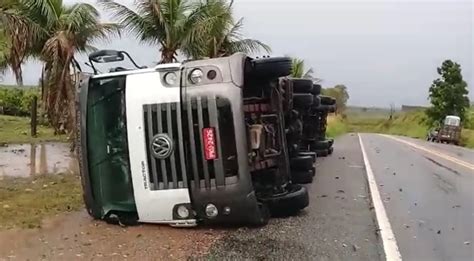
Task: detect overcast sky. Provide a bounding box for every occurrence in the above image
[1,0,472,107]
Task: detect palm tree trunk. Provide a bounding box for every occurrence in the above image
[160,47,176,64]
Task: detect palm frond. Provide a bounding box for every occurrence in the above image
[99,0,160,45]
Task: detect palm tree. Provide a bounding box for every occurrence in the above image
[101,0,269,62]
[0,0,38,86]
[0,30,8,73]
[291,58,314,79]
[181,0,270,59]
[20,0,120,133]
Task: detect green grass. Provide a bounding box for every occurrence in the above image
[327,110,474,149]
[326,115,348,138]
[0,174,82,229]
[0,115,67,144]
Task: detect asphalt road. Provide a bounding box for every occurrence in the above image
[360,134,473,261]
[207,133,384,260]
[207,133,474,260]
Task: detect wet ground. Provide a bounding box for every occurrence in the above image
[0,143,78,177]
[0,210,224,260]
[1,134,473,260]
[206,134,384,260]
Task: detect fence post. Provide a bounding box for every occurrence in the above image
[31,96,37,137]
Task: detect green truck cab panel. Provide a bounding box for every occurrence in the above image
[86,76,137,216]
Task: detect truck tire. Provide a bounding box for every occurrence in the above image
[328,146,334,155]
[315,149,329,157]
[250,203,270,226]
[292,169,314,184]
[249,57,292,79]
[311,140,331,150]
[264,184,309,216]
[290,156,314,171]
[298,151,317,162]
[320,95,336,105]
[292,79,314,93]
[293,93,314,109]
[312,84,322,95]
[312,95,321,107]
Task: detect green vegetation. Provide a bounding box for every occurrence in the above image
[326,115,348,138]
[0,115,66,143]
[322,85,349,113]
[426,60,470,125]
[0,174,82,229]
[0,87,39,116]
[327,109,474,148]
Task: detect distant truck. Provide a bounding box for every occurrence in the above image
[426,115,461,145]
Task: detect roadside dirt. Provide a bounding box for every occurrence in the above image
[0,210,224,260]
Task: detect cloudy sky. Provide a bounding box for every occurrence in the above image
[1,0,472,107]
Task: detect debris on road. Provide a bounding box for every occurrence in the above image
[352,244,359,252]
[337,190,345,194]
[437,230,441,234]
[399,188,403,192]
[464,241,470,246]
[452,205,461,208]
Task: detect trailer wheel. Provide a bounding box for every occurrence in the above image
[292,78,314,93]
[264,184,309,216]
[290,156,314,171]
[293,93,314,109]
[312,84,322,95]
[315,149,329,157]
[249,57,292,79]
[328,147,334,155]
[320,95,336,105]
[291,169,314,184]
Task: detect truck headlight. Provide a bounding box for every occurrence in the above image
[164,72,177,85]
[189,69,203,84]
[205,203,218,218]
[177,205,190,219]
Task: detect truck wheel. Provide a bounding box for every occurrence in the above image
[104,211,138,226]
[328,147,334,155]
[311,140,330,150]
[320,95,336,105]
[292,169,314,184]
[315,149,329,157]
[292,78,314,93]
[265,184,309,216]
[312,84,322,95]
[250,203,270,226]
[290,156,314,171]
[250,57,292,79]
[293,93,314,109]
[312,95,321,107]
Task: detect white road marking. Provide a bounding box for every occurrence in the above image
[380,134,474,171]
[358,134,402,261]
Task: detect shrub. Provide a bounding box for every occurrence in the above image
[0,87,40,116]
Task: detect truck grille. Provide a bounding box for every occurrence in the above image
[144,103,187,190]
[182,96,238,189]
[143,96,238,190]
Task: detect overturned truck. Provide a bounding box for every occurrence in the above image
[76,51,335,227]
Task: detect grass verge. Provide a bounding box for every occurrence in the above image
[0,115,67,144]
[327,111,474,149]
[0,174,82,229]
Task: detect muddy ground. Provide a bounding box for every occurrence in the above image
[0,211,224,260]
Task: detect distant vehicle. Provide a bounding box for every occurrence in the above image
[426,115,461,145]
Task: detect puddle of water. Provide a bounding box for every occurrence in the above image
[0,143,78,177]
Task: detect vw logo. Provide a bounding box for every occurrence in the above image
[151,134,174,159]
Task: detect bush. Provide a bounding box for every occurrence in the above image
[0,87,40,116]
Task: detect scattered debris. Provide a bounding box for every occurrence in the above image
[357,195,367,198]
[452,205,461,208]
[320,194,328,198]
[393,172,396,175]
[352,244,359,252]
[342,243,347,248]
[337,189,345,194]
[380,184,384,187]
[414,202,417,206]
[404,224,410,228]
[335,176,340,179]
[437,230,441,234]
[464,241,470,246]
[399,188,403,192]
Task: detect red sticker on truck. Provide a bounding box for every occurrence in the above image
[202,127,218,160]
